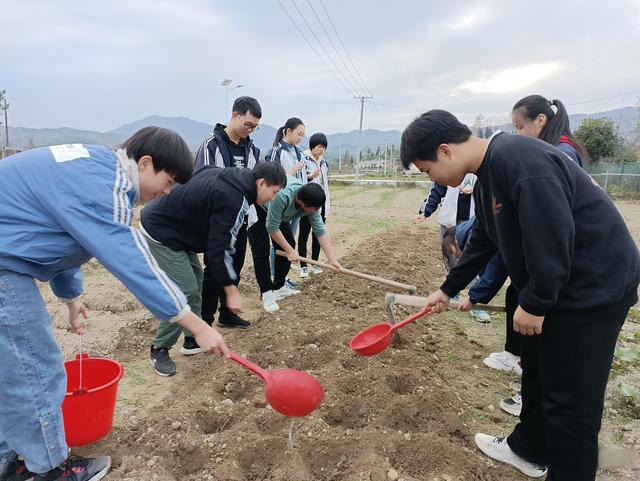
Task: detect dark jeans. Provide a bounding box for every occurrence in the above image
[247,206,274,294]
[298,207,325,268]
[504,283,522,356]
[201,223,247,324]
[271,221,295,289]
[507,301,629,480]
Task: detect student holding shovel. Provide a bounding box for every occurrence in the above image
[142,162,287,376]
[0,128,229,481]
[400,110,640,480]
[254,176,342,299]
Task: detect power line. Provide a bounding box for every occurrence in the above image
[568,89,640,107]
[274,0,355,96]
[304,0,367,95]
[319,0,374,97]
[288,0,359,95]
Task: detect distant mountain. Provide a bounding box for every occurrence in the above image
[5,107,637,158]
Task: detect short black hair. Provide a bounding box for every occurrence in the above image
[400,110,472,169]
[309,132,328,150]
[120,126,193,183]
[252,161,287,187]
[296,182,325,208]
[441,226,460,272]
[233,96,262,119]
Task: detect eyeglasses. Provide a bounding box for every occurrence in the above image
[243,121,260,132]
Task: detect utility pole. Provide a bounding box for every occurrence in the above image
[354,95,373,182]
[383,139,388,176]
[338,136,342,171]
[0,90,9,151]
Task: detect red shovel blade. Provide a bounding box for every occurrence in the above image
[265,368,324,417]
[350,322,393,356]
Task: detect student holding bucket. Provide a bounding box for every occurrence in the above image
[400,110,640,480]
[0,128,229,481]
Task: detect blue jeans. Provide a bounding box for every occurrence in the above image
[0,270,68,474]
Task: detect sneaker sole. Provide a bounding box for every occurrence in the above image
[474,434,547,478]
[263,305,280,313]
[180,347,203,356]
[483,358,519,373]
[216,322,252,330]
[499,401,522,417]
[149,357,176,377]
[87,459,111,481]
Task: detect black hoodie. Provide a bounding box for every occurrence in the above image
[194,123,260,169]
[141,166,257,286]
[441,133,640,317]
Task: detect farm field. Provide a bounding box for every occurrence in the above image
[47,185,640,481]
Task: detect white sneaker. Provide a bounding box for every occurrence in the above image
[261,290,280,313]
[500,393,522,417]
[273,285,300,300]
[483,351,522,375]
[299,267,309,278]
[474,434,547,478]
[470,309,491,323]
[310,266,323,274]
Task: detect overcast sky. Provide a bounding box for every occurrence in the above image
[2,0,639,134]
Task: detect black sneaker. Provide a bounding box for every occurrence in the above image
[1,456,34,481]
[35,456,110,481]
[217,313,251,329]
[180,336,203,356]
[149,346,177,376]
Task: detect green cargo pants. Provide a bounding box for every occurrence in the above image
[144,235,203,349]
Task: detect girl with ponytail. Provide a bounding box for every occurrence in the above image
[512,95,590,166]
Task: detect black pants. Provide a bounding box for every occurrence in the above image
[271,221,295,289]
[507,301,629,480]
[200,223,247,324]
[298,207,325,268]
[504,283,522,356]
[247,206,274,294]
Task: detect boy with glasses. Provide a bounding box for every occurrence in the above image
[194,96,264,330]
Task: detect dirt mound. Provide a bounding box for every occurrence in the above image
[86,228,524,481]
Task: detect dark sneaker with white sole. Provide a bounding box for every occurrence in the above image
[180,336,203,356]
[35,456,111,481]
[217,313,251,329]
[1,456,34,481]
[149,346,177,376]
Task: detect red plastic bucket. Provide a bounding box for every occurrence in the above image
[62,354,124,446]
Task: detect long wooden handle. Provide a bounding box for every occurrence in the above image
[387,293,506,312]
[276,250,417,293]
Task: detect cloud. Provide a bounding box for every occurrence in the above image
[456,62,563,94]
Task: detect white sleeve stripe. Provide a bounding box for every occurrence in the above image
[215,150,225,168]
[202,135,214,166]
[131,227,186,311]
[224,198,250,281]
[112,163,122,223]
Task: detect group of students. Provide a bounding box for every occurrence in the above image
[402,95,640,480]
[0,96,338,481]
[434,95,592,417]
[145,97,339,377]
[0,92,638,481]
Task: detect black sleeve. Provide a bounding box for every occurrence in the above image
[204,192,248,286]
[440,219,497,297]
[513,178,574,315]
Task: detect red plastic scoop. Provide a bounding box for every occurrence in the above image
[229,352,324,417]
[350,305,432,356]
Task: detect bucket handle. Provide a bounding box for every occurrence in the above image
[73,339,89,395]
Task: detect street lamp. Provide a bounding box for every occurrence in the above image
[221,79,244,118]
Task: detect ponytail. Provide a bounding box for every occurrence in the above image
[272,117,304,147]
[513,95,590,164]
